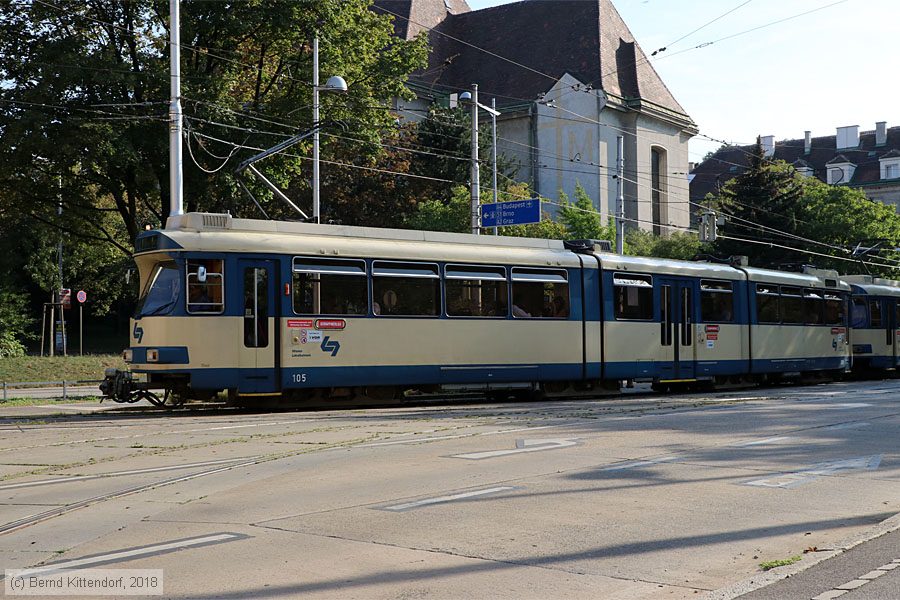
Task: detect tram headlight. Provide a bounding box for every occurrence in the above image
[123,349,133,363]
[146,349,159,362]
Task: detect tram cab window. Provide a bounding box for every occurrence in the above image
[372,261,440,316]
[756,284,780,323]
[804,290,825,324]
[613,273,652,321]
[186,259,224,314]
[445,265,508,317]
[850,298,868,328]
[780,286,804,324]
[824,293,847,325]
[292,258,368,316]
[700,280,734,322]
[869,299,883,327]
[511,268,569,319]
[135,260,180,317]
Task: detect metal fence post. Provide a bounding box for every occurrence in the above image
[2,382,6,403]
[63,380,67,401]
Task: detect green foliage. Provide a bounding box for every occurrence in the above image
[709,140,900,274]
[0,286,33,358]
[404,186,471,233]
[759,556,801,571]
[0,0,429,236]
[627,230,704,260]
[795,181,900,276]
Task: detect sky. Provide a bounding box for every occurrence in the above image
[465,0,898,162]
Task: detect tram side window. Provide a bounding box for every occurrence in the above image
[186,259,224,314]
[700,280,734,322]
[869,299,883,327]
[780,286,804,324]
[445,265,508,317]
[292,258,368,316]
[804,290,825,324]
[756,284,780,323]
[372,261,440,316]
[613,273,653,321]
[510,268,569,318]
[824,293,847,325]
[850,298,868,328]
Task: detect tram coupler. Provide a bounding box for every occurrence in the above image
[99,368,165,406]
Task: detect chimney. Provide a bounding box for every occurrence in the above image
[760,135,775,157]
[836,125,860,150]
[804,131,812,154]
[876,121,887,146]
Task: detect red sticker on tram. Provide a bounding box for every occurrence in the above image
[287,319,314,329]
[705,325,720,333]
[831,327,846,334]
[707,334,718,341]
[316,319,347,330]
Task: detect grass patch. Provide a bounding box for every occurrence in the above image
[0,355,124,385]
[759,555,802,571]
[0,396,101,407]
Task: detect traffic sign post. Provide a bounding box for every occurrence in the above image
[77,290,86,356]
[480,199,541,228]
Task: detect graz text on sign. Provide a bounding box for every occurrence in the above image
[481,199,541,227]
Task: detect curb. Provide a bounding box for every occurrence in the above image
[705,511,900,599]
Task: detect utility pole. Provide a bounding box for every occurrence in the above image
[169,0,184,218]
[469,84,480,235]
[616,135,625,254]
[491,98,499,235]
[312,37,321,224]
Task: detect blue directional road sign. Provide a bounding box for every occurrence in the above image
[480,199,541,228]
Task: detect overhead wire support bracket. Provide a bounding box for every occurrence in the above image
[234,120,345,220]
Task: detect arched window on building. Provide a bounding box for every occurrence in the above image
[650,147,667,235]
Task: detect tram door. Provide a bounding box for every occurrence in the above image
[659,279,696,380]
[238,260,279,393]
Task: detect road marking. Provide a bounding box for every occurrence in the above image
[827,403,872,409]
[0,457,258,491]
[823,422,871,431]
[451,438,579,460]
[361,424,563,447]
[744,454,883,488]
[811,558,900,599]
[382,487,516,511]
[8,533,248,578]
[600,456,682,472]
[732,436,793,447]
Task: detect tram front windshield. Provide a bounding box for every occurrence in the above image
[135,261,180,317]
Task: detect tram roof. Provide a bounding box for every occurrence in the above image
[157,213,584,267]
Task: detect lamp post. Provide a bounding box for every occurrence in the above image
[459,85,501,235]
[312,37,348,224]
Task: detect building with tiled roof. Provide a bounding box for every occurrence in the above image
[690,122,900,212]
[373,0,698,233]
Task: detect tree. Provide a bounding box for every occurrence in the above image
[795,180,900,276]
[0,0,429,241]
[709,140,900,274]
[626,229,704,261]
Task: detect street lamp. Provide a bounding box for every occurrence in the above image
[458,85,501,235]
[312,37,348,224]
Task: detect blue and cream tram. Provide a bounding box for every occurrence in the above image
[845,275,900,371]
[102,212,856,405]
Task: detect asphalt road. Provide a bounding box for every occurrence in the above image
[0,380,898,599]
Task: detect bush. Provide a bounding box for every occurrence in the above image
[0,331,26,358]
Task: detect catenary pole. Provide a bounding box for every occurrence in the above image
[616,135,625,254]
[470,84,480,235]
[169,0,184,217]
